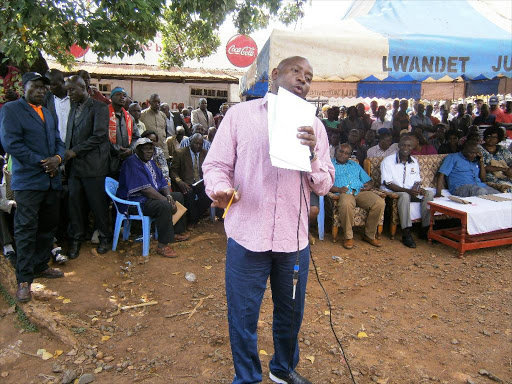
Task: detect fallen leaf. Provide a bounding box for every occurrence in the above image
[102,284,108,287]
[259,350,268,356]
[324,310,330,315]
[106,318,113,323]
[36,349,53,360]
[357,331,368,338]
[430,313,438,319]
[57,296,65,300]
[376,379,389,384]
[62,299,71,304]
[101,336,111,342]
[305,355,315,364]
[504,329,511,336]
[53,350,63,358]
[203,265,212,270]
[171,272,180,275]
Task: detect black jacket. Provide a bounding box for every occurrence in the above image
[66,97,110,178]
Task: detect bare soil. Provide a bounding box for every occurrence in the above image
[0,221,511,384]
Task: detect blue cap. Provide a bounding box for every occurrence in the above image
[110,87,127,97]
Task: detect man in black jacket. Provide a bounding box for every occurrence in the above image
[64,75,112,258]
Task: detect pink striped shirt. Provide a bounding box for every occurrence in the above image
[202,95,335,253]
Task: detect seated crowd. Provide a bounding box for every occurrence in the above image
[318,97,512,250]
[0,65,227,302]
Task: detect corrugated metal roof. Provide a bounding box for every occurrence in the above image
[48,61,243,82]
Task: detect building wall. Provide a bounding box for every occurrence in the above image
[90,78,236,109]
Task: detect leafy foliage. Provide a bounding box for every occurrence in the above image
[0,0,305,69]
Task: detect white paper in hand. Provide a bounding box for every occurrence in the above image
[268,87,316,172]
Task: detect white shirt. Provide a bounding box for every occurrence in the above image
[165,116,175,137]
[54,95,71,142]
[370,117,392,131]
[380,153,421,192]
[367,143,399,158]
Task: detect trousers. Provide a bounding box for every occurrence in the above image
[183,184,212,223]
[396,190,434,229]
[226,238,310,384]
[68,175,112,242]
[454,184,499,197]
[14,189,60,283]
[337,191,385,239]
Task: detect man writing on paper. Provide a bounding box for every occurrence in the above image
[203,56,334,384]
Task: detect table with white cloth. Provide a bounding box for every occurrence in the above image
[427,193,512,257]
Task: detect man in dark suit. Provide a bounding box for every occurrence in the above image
[43,69,70,143]
[170,133,211,223]
[64,75,112,258]
[0,72,66,302]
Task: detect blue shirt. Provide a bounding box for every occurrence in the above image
[438,152,486,194]
[179,136,211,150]
[331,159,371,195]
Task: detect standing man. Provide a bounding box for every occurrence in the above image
[76,70,110,104]
[380,135,434,248]
[392,99,410,142]
[160,102,176,137]
[214,103,229,129]
[203,56,334,384]
[107,87,140,177]
[44,69,70,143]
[191,98,214,128]
[128,102,146,134]
[0,72,66,302]
[140,94,168,158]
[64,76,113,258]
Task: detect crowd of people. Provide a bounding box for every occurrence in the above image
[319,96,512,249]
[0,61,229,303]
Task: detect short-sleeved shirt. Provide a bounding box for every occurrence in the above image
[393,111,410,131]
[380,153,421,192]
[370,118,392,131]
[331,159,371,195]
[438,152,486,194]
[367,143,399,158]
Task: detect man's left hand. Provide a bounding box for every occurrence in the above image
[41,156,60,173]
[297,126,316,153]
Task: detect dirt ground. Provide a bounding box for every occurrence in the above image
[0,220,511,384]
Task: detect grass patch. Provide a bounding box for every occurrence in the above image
[0,283,38,332]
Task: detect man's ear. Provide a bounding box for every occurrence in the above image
[271,68,279,81]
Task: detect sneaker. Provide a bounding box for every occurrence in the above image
[51,247,68,265]
[270,370,312,384]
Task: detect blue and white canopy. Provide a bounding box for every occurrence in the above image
[240,0,512,98]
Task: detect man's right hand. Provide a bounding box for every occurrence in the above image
[211,188,240,209]
[407,188,420,198]
[177,180,192,194]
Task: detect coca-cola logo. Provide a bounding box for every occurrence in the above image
[226,35,258,67]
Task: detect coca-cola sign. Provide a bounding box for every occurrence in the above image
[226,34,258,67]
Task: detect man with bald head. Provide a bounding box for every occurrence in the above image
[191,98,214,128]
[203,56,334,384]
[64,75,112,258]
[140,94,168,158]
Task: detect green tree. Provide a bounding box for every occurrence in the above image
[0,0,305,69]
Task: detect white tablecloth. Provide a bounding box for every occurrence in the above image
[428,193,512,235]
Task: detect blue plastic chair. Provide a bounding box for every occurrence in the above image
[317,195,325,240]
[105,177,157,257]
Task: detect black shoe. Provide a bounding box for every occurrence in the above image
[68,242,81,259]
[35,267,64,279]
[402,233,416,248]
[97,239,110,254]
[270,370,312,384]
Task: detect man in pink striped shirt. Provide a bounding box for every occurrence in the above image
[203,56,334,384]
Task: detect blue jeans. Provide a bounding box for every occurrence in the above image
[226,238,310,384]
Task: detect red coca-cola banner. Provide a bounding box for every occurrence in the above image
[225,34,258,67]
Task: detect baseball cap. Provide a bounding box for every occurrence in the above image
[489,96,499,105]
[134,138,154,147]
[22,72,50,86]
